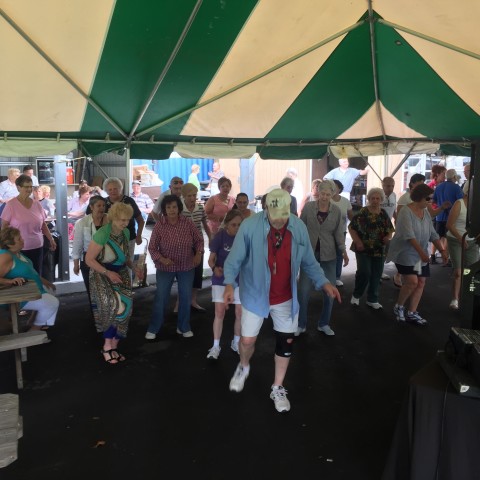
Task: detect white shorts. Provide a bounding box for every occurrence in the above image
[241,299,298,337]
[212,285,241,304]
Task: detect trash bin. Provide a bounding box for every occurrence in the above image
[42,231,61,283]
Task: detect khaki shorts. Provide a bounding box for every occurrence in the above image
[241,299,298,337]
[211,285,241,304]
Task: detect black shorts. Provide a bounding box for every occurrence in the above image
[435,220,447,238]
[395,263,430,278]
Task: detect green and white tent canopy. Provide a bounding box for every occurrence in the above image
[1,0,479,159]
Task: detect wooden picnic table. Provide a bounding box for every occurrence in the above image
[0,281,48,389]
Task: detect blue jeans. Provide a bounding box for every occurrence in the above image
[148,269,194,334]
[298,259,336,329]
[353,253,384,303]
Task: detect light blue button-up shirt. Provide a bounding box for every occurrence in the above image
[223,211,329,319]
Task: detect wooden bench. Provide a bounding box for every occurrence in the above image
[0,331,49,389]
[0,282,44,389]
[0,394,22,468]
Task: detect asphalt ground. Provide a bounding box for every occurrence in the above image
[0,258,461,480]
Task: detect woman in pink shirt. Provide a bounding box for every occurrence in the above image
[204,177,235,235]
[0,174,56,275]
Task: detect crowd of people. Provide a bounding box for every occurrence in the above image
[1,160,477,414]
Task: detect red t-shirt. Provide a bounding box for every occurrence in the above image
[268,225,292,305]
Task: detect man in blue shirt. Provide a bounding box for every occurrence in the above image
[324,158,369,199]
[223,189,340,412]
[433,169,463,253]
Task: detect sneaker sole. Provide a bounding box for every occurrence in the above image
[406,319,427,326]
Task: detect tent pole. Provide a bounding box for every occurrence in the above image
[390,143,417,177]
[367,1,386,141]
[378,19,480,61]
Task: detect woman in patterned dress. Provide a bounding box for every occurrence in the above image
[349,188,394,309]
[85,202,144,364]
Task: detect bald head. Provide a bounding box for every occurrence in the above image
[382,177,395,196]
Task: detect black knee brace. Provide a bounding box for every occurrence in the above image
[275,331,294,357]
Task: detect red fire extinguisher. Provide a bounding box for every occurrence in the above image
[66,165,74,185]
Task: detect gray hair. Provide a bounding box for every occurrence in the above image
[280,176,294,188]
[367,187,385,203]
[318,179,336,194]
[103,177,123,191]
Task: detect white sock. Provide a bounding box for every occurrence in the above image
[240,364,250,374]
[213,339,220,348]
[233,335,240,344]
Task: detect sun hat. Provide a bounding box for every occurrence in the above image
[265,188,291,221]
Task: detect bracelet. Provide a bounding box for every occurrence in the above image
[102,269,107,275]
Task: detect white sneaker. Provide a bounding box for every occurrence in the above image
[176,329,194,338]
[381,273,390,280]
[318,325,335,336]
[207,346,221,359]
[270,386,290,412]
[393,304,405,322]
[230,340,239,353]
[350,296,360,306]
[229,364,249,392]
[366,301,383,310]
[449,299,459,310]
[294,327,306,337]
[145,332,156,340]
[335,279,344,287]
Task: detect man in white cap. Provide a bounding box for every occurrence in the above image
[223,188,340,412]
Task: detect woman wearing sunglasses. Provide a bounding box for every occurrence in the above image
[387,183,448,325]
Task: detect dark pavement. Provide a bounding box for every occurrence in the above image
[0,263,463,480]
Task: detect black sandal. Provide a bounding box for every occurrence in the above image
[111,349,126,362]
[101,349,118,364]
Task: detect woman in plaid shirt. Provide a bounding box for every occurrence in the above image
[145,195,204,340]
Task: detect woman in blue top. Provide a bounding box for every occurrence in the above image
[85,202,144,365]
[206,210,243,360]
[0,227,59,330]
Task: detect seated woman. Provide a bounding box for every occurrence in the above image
[68,186,91,221]
[0,227,59,330]
[85,202,144,364]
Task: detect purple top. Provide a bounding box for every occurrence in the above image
[209,229,237,286]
